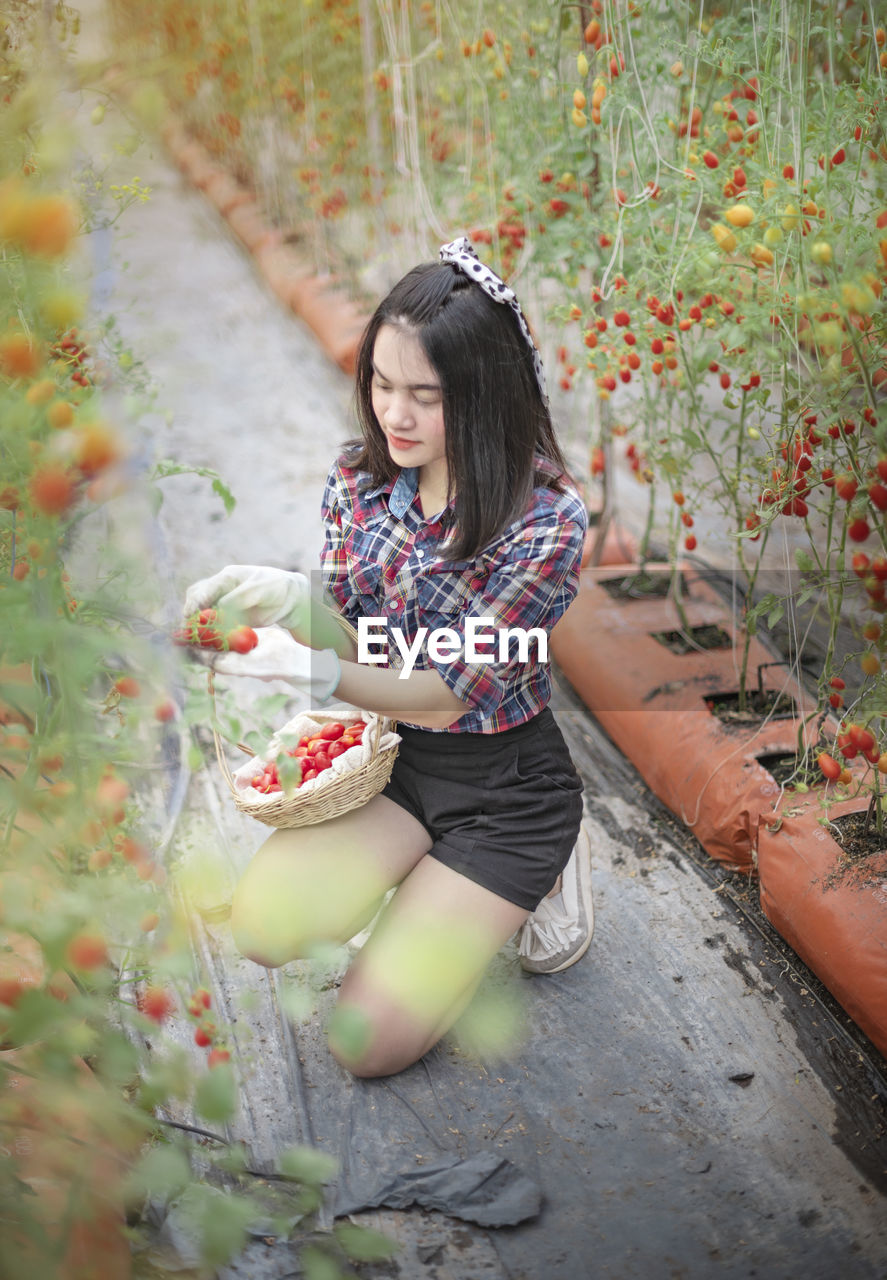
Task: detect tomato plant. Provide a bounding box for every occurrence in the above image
[0,10,388,1273]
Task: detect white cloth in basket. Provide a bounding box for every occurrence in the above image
[231,703,400,801]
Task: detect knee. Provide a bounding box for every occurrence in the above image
[326,994,426,1079]
[230,870,299,968]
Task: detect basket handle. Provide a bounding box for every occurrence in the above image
[206,606,394,774]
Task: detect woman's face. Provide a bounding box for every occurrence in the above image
[370,324,447,485]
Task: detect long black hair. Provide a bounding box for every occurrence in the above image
[347,260,573,561]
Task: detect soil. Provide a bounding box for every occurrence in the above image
[600,568,688,599]
[650,623,732,654]
[755,750,801,787]
[705,687,797,723]
[824,807,887,890]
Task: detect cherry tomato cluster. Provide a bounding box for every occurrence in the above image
[250,719,367,793]
[186,985,230,1066]
[49,328,92,389]
[817,723,887,784]
[172,607,258,654]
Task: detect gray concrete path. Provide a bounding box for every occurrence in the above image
[88,79,887,1280]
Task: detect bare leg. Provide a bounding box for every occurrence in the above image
[229,794,433,968]
[328,856,529,1078]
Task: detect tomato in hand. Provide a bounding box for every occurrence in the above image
[226,625,259,654]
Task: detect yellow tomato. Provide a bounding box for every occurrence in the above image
[712,223,738,252]
[724,203,754,227]
[841,282,876,314]
[781,202,801,232]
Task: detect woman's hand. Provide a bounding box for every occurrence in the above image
[202,627,341,702]
[183,565,311,631]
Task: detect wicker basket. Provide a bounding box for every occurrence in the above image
[209,614,399,828]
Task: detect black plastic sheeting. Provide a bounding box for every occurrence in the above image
[277,960,547,1234]
[334,1149,541,1227]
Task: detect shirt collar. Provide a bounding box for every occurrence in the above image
[388,467,419,518]
[364,467,429,520]
[365,454,567,519]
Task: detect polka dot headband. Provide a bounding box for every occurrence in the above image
[438,236,548,405]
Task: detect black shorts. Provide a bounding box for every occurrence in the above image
[381,707,584,911]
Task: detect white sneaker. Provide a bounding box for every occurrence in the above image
[518,823,594,974]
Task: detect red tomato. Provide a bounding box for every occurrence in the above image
[196,624,224,648]
[226,625,259,653]
[328,741,348,759]
[319,722,345,741]
[340,735,355,747]
[307,738,327,755]
[314,751,332,772]
[198,609,217,624]
[138,986,175,1022]
[835,473,857,502]
[817,752,841,781]
[301,767,317,784]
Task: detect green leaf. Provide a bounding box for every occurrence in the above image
[170,1184,256,1269]
[276,981,313,1024]
[794,547,815,571]
[122,1143,192,1205]
[151,458,236,517]
[766,602,785,629]
[201,1196,256,1267]
[334,1222,400,1263]
[301,1244,349,1280]
[327,1004,371,1063]
[94,1027,140,1087]
[211,476,236,516]
[194,1061,237,1123]
[277,1144,339,1186]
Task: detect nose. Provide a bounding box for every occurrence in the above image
[382,392,414,433]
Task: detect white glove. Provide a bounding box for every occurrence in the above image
[205,627,341,704]
[183,565,310,631]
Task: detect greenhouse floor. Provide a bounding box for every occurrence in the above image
[94,108,887,1280]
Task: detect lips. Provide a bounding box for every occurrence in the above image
[387,434,419,449]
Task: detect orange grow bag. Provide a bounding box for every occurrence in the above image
[551,566,818,871]
[756,799,887,1059]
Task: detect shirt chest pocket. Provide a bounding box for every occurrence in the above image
[343,514,389,601]
[416,558,491,625]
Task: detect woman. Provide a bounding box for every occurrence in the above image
[184,238,592,1077]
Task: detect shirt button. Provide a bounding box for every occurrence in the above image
[416,549,425,558]
[390,598,403,611]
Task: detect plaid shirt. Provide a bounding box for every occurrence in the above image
[320,449,587,734]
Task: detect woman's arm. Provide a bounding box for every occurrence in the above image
[287,592,358,662]
[333,659,470,730]
[207,625,470,730]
